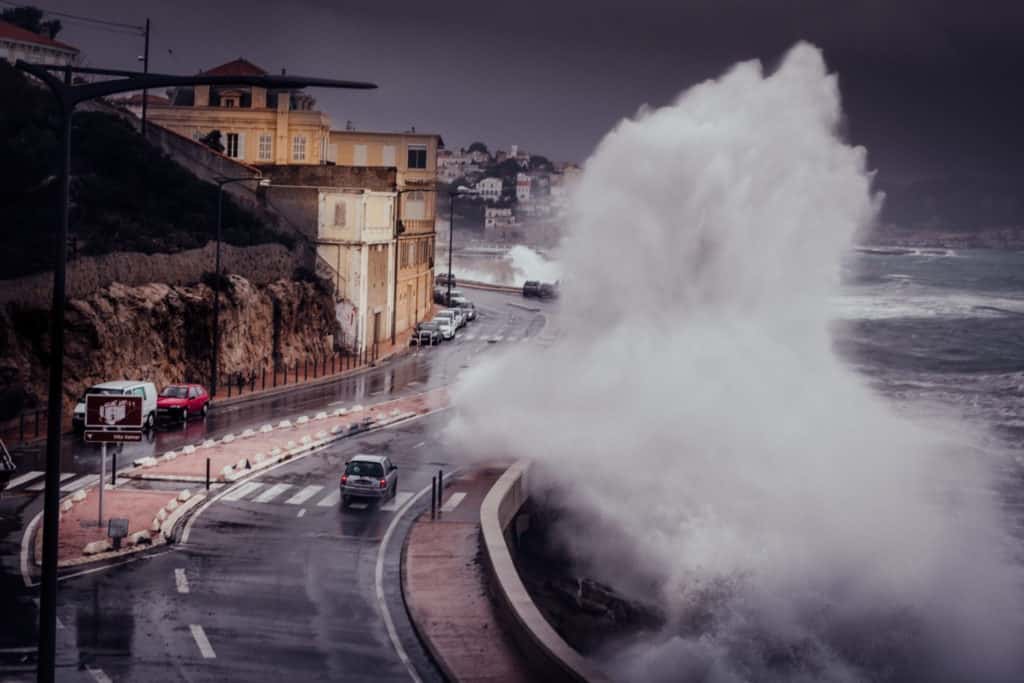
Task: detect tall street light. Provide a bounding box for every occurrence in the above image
[15,60,376,683]
[447,186,478,304]
[210,176,270,397]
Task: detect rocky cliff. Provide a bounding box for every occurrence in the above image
[0,275,339,421]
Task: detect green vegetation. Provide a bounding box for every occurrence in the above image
[0,62,294,279]
[1,5,62,39]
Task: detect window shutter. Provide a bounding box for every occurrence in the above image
[237,132,246,160]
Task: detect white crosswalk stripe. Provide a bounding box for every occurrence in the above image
[252,483,291,503]
[465,334,477,341]
[440,492,467,513]
[26,472,75,492]
[379,491,413,512]
[62,474,99,494]
[285,485,323,505]
[5,470,44,489]
[222,481,263,502]
[317,489,341,507]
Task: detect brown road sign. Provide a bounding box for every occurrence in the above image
[84,431,143,443]
[85,394,143,430]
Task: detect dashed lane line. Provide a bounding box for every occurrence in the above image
[413,441,425,449]
[190,624,216,659]
[379,491,414,512]
[252,483,291,503]
[87,666,113,683]
[26,472,75,491]
[175,568,190,594]
[5,470,43,489]
[440,492,467,513]
[221,481,263,502]
[317,489,341,507]
[285,485,323,505]
[297,508,306,518]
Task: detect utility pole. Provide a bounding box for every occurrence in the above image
[140,19,150,137]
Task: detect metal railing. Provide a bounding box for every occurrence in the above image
[217,344,380,399]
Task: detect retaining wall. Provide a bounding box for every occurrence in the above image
[479,460,611,683]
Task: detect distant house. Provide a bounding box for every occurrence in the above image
[151,57,331,165]
[0,19,78,67]
[475,177,504,202]
[115,93,171,118]
[516,172,532,202]
[484,206,516,239]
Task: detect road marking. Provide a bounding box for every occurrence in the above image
[26,472,76,491]
[317,489,341,507]
[175,568,189,594]
[297,508,306,518]
[413,441,425,449]
[221,481,263,502]
[285,485,323,505]
[252,483,291,503]
[465,335,476,341]
[62,474,100,494]
[494,336,504,342]
[190,624,216,659]
[379,491,414,512]
[87,667,112,683]
[440,492,467,512]
[6,470,43,489]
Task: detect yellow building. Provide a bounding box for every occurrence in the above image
[329,130,442,337]
[147,58,331,165]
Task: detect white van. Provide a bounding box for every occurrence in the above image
[72,381,158,432]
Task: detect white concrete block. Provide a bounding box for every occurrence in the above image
[177,489,192,503]
[269,447,282,456]
[165,499,179,513]
[315,431,327,440]
[182,445,196,455]
[162,451,178,461]
[83,540,112,556]
[330,425,342,435]
[352,404,364,413]
[314,411,328,421]
[222,434,235,444]
[220,465,233,477]
[241,429,255,439]
[128,531,152,546]
[235,458,249,470]
[151,518,161,532]
[277,420,292,429]
[253,453,265,463]
[259,424,273,433]
[200,439,216,449]
[133,456,158,467]
[390,409,401,416]
[333,408,349,417]
[60,500,73,513]
[296,416,310,425]
[300,436,312,445]
[156,508,168,521]
[285,440,297,450]
[71,489,86,503]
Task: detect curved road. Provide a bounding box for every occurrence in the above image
[0,289,556,681]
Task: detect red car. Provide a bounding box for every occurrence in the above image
[157,384,210,422]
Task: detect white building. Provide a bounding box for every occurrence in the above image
[0,20,78,67]
[315,190,398,352]
[437,148,470,183]
[484,206,516,239]
[475,177,504,202]
[516,172,532,202]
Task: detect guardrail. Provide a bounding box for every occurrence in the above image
[479,461,611,683]
[454,279,523,295]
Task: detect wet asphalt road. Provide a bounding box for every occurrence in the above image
[0,289,553,681]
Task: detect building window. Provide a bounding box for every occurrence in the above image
[293,135,307,161]
[258,134,273,161]
[404,191,426,221]
[353,144,367,166]
[382,145,396,167]
[224,99,235,108]
[407,144,427,169]
[226,133,240,158]
[334,202,346,227]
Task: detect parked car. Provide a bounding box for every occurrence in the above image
[435,272,456,287]
[437,308,465,330]
[432,316,456,340]
[411,321,442,346]
[72,381,158,432]
[522,280,542,298]
[450,296,477,321]
[539,282,560,299]
[339,454,398,507]
[157,383,210,422]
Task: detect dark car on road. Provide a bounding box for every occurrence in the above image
[522,280,542,297]
[411,321,442,346]
[339,454,398,507]
[523,280,559,299]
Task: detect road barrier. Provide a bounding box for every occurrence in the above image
[217,345,381,400]
[479,461,611,683]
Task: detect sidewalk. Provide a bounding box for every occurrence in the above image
[403,465,537,683]
[31,386,448,569]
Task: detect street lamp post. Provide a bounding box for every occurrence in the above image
[210,176,269,397]
[15,60,375,683]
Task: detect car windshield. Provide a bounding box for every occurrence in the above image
[345,461,383,478]
[161,386,188,398]
[419,322,439,330]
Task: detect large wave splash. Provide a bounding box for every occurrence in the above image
[449,43,1023,681]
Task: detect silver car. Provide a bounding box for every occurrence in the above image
[339,454,398,507]
[433,316,456,339]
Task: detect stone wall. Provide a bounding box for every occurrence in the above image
[0,242,297,309]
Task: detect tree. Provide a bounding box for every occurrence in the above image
[467,141,489,155]
[1,6,62,38]
[199,130,225,154]
[529,155,553,172]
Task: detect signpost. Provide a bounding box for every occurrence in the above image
[84,395,143,527]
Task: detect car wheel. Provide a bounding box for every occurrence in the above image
[201,402,209,417]
[144,412,154,431]
[181,407,189,422]
[392,478,399,498]
[341,494,349,508]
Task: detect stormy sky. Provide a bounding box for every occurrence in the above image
[24,0,1024,228]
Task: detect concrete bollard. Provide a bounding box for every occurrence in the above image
[83,540,112,556]
[71,489,86,503]
[333,408,349,417]
[330,425,343,435]
[315,431,327,440]
[165,499,179,513]
[277,420,293,429]
[314,411,328,421]
[352,404,364,413]
[182,445,197,455]
[177,489,192,503]
[162,451,178,462]
[201,439,217,449]
[241,429,256,439]
[296,416,310,425]
[285,440,297,450]
[259,424,273,433]
[156,508,168,522]
[220,465,233,478]
[222,434,236,444]
[151,518,161,532]
[128,531,152,547]
[300,436,312,446]
[60,500,73,513]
